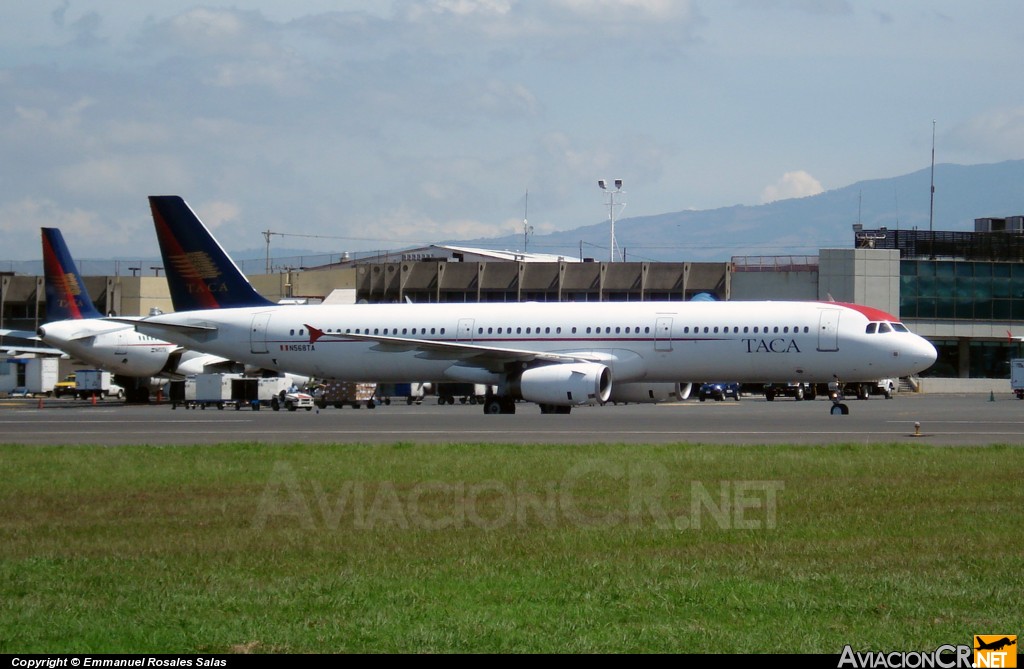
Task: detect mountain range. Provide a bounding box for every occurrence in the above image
[453,159,1024,263]
[3,160,1023,276]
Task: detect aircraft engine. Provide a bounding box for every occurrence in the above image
[607,382,690,404]
[514,362,611,406]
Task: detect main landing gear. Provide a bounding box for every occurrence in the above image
[482,394,572,414]
[483,395,516,415]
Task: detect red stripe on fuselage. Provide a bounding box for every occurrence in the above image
[827,302,899,323]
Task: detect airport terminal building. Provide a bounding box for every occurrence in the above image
[3,223,1023,385]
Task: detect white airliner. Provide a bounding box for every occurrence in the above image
[10,228,242,401]
[123,195,937,415]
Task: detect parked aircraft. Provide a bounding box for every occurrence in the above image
[124,195,937,415]
[17,228,241,401]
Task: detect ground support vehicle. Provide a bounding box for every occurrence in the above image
[763,382,816,401]
[1,357,58,397]
[312,381,378,409]
[435,382,488,405]
[844,378,897,400]
[698,382,741,401]
[1011,359,1024,399]
[53,372,78,397]
[75,369,125,400]
[377,382,428,405]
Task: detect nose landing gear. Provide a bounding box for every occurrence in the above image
[828,376,849,415]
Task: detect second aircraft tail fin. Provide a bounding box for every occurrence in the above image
[148,195,274,311]
[41,227,104,321]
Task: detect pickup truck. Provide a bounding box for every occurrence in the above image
[53,373,77,398]
[845,379,897,400]
[273,389,315,411]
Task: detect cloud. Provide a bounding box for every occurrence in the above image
[0,198,101,259]
[195,200,242,230]
[946,107,1024,161]
[760,171,824,203]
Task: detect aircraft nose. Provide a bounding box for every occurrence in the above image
[911,336,937,372]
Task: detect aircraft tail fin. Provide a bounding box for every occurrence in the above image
[41,228,104,321]
[148,195,274,311]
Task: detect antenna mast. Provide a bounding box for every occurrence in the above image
[929,120,936,234]
[522,189,532,253]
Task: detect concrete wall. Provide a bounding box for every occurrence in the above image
[917,378,1009,394]
[818,248,901,315]
[116,276,173,316]
[731,271,818,300]
[250,268,356,303]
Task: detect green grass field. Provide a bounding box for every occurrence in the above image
[0,442,1020,653]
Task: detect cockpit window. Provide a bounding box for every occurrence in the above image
[865,323,877,334]
[877,322,892,333]
[891,323,909,333]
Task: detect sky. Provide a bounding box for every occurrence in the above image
[2,0,1023,264]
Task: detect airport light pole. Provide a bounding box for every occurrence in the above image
[597,179,625,262]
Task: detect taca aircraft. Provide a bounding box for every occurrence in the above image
[8,228,240,401]
[121,195,937,415]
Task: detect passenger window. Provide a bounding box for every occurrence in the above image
[289,329,295,336]
[586,327,592,334]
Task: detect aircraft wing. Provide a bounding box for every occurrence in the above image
[322,329,601,373]
[4,346,70,357]
[0,329,67,356]
[0,328,40,340]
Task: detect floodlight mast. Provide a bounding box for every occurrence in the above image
[597,179,625,262]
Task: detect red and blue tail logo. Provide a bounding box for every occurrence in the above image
[41,228,103,321]
[148,196,273,311]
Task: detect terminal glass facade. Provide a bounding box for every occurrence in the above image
[900,260,1024,320]
[926,339,1022,379]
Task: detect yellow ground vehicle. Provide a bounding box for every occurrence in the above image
[53,373,77,398]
